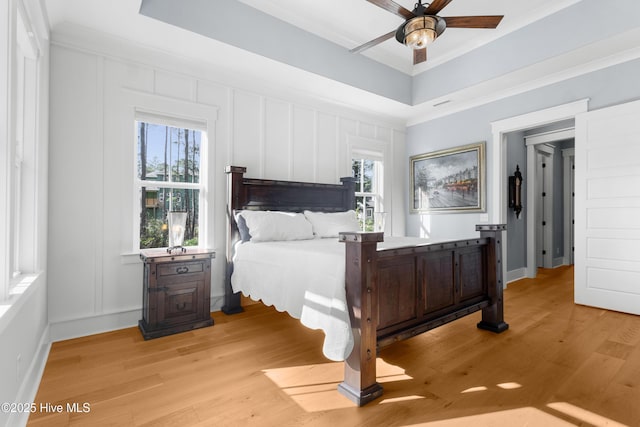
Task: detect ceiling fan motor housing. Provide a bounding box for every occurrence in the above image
[396,14,446,48]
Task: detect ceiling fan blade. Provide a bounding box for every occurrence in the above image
[366,0,415,20]
[413,48,427,65]
[350,30,395,54]
[424,0,453,15]
[444,15,504,29]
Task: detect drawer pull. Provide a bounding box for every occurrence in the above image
[177,302,187,311]
[176,266,189,274]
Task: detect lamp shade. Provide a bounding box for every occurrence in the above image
[168,211,187,248]
[404,16,437,49]
[374,212,386,233]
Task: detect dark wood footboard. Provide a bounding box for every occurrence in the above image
[338,224,507,406]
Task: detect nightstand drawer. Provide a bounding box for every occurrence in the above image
[157,261,204,278]
[158,280,203,326]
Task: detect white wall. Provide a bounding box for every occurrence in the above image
[406,58,640,241]
[47,26,406,342]
[0,1,50,426]
[0,275,49,427]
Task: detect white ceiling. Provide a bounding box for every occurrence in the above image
[43,0,640,125]
[44,0,583,76]
[236,0,582,75]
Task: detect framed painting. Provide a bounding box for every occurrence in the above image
[410,142,486,213]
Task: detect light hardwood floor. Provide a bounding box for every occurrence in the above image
[29,266,640,426]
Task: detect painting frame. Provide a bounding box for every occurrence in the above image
[410,142,486,214]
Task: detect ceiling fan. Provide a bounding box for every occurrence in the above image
[351,0,504,65]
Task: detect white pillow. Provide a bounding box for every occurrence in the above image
[238,211,314,242]
[303,210,360,238]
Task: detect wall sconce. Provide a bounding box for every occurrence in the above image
[167,211,187,253]
[509,165,523,218]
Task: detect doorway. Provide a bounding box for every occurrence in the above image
[491,99,589,283]
[524,129,575,276]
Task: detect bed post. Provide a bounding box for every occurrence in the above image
[222,166,246,315]
[476,224,509,333]
[338,231,384,406]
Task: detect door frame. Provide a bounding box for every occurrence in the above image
[491,99,589,283]
[529,142,555,271]
[562,148,575,266]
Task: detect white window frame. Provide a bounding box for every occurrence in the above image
[352,157,383,229]
[134,111,208,251]
[1,0,41,302]
[350,141,386,232]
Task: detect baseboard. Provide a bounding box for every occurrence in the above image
[49,309,141,342]
[49,295,226,343]
[8,325,51,427]
[553,257,567,268]
[507,267,527,284]
[211,294,224,312]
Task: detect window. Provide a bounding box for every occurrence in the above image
[1,3,41,301]
[352,156,384,232]
[135,117,206,250]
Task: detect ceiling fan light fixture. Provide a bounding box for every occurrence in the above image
[404,16,437,50]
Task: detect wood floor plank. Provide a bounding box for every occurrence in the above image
[28,266,640,426]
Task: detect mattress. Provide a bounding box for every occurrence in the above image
[231,236,434,361]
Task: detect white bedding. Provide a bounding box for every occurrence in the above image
[231,236,435,361]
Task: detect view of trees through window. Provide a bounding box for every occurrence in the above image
[352,158,378,232]
[137,121,203,249]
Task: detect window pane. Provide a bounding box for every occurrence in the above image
[355,195,375,232]
[353,156,382,232]
[352,158,375,193]
[173,188,199,246]
[137,122,201,184]
[362,159,374,193]
[139,187,200,249]
[352,159,362,191]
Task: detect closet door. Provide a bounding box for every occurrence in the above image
[575,99,640,314]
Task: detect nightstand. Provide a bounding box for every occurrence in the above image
[139,249,215,339]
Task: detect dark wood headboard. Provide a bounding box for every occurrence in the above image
[226,166,356,213]
[222,166,356,313]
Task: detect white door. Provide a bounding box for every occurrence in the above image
[575,99,640,315]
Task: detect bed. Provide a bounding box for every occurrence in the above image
[222,166,508,406]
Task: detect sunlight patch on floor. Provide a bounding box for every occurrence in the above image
[262,362,343,389]
[262,358,412,411]
[497,382,522,390]
[376,358,413,383]
[262,362,350,411]
[378,373,414,383]
[547,402,629,427]
[379,395,426,404]
[461,382,522,393]
[461,386,488,393]
[404,407,575,426]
